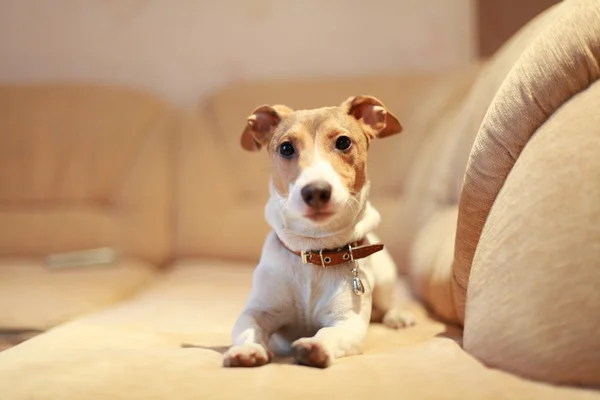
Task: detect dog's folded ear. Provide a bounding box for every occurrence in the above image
[342,96,403,140]
[240,105,293,151]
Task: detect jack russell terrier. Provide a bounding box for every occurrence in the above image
[223,95,415,369]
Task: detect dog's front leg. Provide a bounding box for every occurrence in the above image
[223,310,280,368]
[291,316,368,368]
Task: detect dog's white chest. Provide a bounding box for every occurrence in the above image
[255,233,375,331]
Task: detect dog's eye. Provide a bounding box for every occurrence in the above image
[335,136,352,151]
[279,141,296,158]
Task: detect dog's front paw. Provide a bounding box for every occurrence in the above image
[222,343,272,368]
[383,308,416,329]
[291,338,332,369]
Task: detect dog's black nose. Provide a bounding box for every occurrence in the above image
[301,181,332,209]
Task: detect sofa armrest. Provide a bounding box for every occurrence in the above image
[452,0,600,324]
[463,80,600,387]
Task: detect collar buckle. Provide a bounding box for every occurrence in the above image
[301,251,311,264]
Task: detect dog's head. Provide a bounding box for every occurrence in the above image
[240,95,402,228]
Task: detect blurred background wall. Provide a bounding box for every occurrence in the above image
[0,0,560,106]
[477,0,560,57]
[0,0,476,105]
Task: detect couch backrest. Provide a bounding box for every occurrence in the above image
[174,71,480,262]
[0,85,176,265]
[0,72,480,267]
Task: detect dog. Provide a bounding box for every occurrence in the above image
[223,95,415,369]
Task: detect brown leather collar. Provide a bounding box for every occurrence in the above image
[277,236,384,267]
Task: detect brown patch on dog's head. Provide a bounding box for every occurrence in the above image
[240,96,402,199]
[240,104,294,151]
[341,95,403,139]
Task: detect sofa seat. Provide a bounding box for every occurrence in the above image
[0,260,597,400]
[0,258,157,333]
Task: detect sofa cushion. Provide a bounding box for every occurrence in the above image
[463,79,600,387]
[0,260,597,399]
[0,85,176,265]
[409,206,459,323]
[452,0,600,323]
[0,258,157,330]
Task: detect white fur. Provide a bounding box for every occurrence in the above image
[224,145,413,368]
[286,148,349,221]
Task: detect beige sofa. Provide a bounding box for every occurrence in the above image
[0,0,599,398]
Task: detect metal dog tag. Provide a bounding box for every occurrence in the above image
[352,275,365,296]
[347,245,365,296]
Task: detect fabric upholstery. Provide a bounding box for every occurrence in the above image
[464,79,600,387]
[452,0,600,324]
[409,206,459,323]
[0,85,176,265]
[396,1,556,322]
[0,258,157,330]
[0,0,599,394]
[0,261,597,400]
[0,85,175,330]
